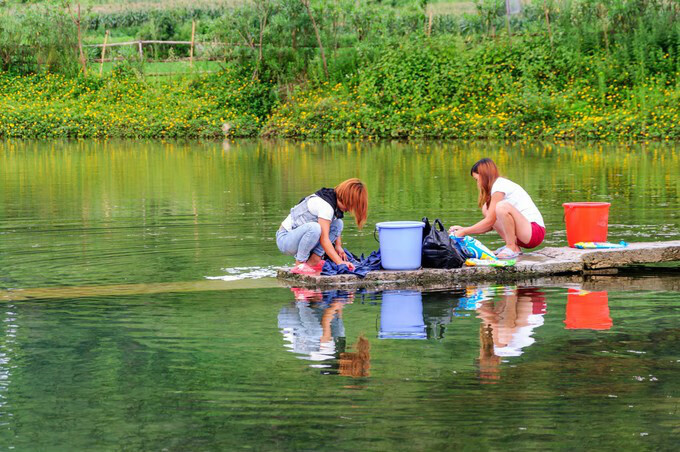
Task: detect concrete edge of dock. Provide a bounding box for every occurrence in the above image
[276,241,680,289]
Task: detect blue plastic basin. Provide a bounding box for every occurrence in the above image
[375,221,425,270]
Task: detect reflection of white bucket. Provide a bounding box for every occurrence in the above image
[379,291,426,340]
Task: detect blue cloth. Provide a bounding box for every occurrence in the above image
[321,248,382,278]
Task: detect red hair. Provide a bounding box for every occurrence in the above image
[470,158,500,208]
[335,178,368,229]
[339,335,371,378]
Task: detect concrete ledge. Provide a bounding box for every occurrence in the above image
[579,241,680,269]
[276,241,680,289]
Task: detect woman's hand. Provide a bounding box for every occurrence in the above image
[449,225,466,237]
[335,244,347,261]
[341,260,355,270]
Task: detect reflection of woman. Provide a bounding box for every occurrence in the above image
[475,286,546,381]
[276,179,368,274]
[279,289,371,377]
[339,335,371,378]
[450,158,545,259]
[278,291,350,365]
[477,323,501,383]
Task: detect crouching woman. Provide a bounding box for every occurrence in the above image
[277,178,368,274]
[450,158,545,259]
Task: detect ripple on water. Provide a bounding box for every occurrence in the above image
[205,266,278,281]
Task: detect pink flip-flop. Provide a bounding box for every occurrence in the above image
[290,263,320,275]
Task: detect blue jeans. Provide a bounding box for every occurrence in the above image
[276,219,344,262]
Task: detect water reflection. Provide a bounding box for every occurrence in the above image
[0,280,672,449]
[379,291,426,340]
[476,287,547,358]
[278,288,371,376]
[279,285,618,379]
[278,289,350,368]
[474,287,547,383]
[339,335,371,378]
[565,289,613,330]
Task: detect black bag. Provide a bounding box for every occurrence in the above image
[421,218,466,269]
[422,217,432,240]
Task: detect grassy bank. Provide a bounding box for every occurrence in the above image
[2,1,679,141]
[264,35,680,141]
[3,34,680,141]
[0,68,273,138]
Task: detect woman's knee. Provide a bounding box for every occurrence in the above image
[495,201,512,216]
[276,232,297,256]
[305,222,322,238]
[331,218,344,233]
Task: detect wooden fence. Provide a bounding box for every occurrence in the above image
[83,20,215,75]
[82,19,336,77]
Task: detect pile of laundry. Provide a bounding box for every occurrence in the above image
[321,248,381,278]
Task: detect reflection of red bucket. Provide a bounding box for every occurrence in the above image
[565,289,613,330]
[563,202,610,247]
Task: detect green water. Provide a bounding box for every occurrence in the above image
[0,140,679,450]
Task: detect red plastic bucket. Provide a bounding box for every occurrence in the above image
[563,202,611,247]
[564,289,613,330]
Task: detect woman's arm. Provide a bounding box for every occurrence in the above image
[319,219,353,268]
[334,235,348,261]
[452,192,505,236]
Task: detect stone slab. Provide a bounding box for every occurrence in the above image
[276,241,680,289]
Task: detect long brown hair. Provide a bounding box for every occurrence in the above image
[335,178,368,229]
[470,158,499,208]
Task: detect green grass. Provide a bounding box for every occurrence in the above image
[92,61,223,77]
[4,0,242,10]
[428,1,477,16]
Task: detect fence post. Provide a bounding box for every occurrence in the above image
[100,30,109,76]
[67,3,88,75]
[190,20,196,68]
[301,0,328,79]
[505,0,512,41]
[138,41,144,60]
[544,3,553,50]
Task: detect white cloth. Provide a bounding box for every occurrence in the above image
[281,196,335,231]
[491,177,545,228]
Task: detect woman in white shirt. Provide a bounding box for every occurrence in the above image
[277,178,368,274]
[449,158,545,259]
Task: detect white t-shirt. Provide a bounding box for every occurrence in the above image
[281,196,335,231]
[491,177,545,227]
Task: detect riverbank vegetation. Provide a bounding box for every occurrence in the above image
[1,0,679,140]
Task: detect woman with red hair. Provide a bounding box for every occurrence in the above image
[450,158,545,259]
[277,178,368,274]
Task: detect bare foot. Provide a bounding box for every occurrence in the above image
[306,254,323,267]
